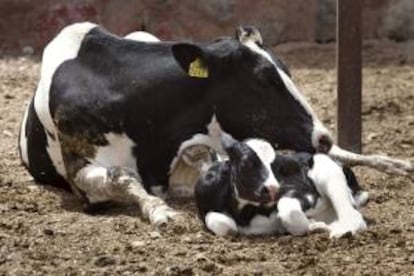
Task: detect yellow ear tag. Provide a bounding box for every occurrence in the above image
[188,58,209,78]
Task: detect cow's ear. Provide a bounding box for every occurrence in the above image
[172,43,209,78]
[236,26,263,47]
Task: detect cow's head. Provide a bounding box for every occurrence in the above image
[172,26,332,154]
[220,132,279,204]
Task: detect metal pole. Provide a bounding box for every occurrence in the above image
[336,0,362,153]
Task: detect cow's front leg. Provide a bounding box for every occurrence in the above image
[308,154,367,238]
[74,165,180,226]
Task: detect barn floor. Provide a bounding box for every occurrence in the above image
[0,40,413,275]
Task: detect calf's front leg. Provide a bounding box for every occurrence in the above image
[204,211,238,236]
[277,197,314,236]
[74,164,180,226]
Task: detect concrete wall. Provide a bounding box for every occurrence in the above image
[315,0,414,42]
[0,0,413,55]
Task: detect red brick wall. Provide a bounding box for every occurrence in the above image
[0,0,412,54]
[1,0,317,54]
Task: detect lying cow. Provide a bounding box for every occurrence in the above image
[18,22,410,227]
[195,132,368,238]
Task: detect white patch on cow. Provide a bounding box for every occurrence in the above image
[354,191,369,209]
[92,132,137,170]
[78,165,110,203]
[239,212,283,235]
[277,197,309,236]
[245,139,280,190]
[124,31,160,42]
[33,22,97,177]
[205,211,238,236]
[307,154,367,238]
[242,40,331,149]
[19,103,30,167]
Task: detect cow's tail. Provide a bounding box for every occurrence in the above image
[329,144,413,178]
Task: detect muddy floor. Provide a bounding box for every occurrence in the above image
[0,40,413,275]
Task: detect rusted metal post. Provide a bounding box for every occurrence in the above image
[336,0,362,153]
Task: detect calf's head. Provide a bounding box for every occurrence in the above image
[172,26,332,154]
[221,133,280,204]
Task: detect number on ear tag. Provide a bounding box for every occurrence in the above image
[188,58,209,78]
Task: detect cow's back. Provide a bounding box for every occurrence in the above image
[19,22,99,189]
[20,22,208,190]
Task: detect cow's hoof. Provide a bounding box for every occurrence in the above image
[149,205,182,227]
[328,213,367,238]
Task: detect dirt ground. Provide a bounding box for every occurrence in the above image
[0,40,413,275]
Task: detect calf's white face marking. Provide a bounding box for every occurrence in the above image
[245,139,279,192]
[33,22,97,177]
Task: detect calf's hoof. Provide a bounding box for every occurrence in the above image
[149,205,183,227]
[329,212,367,238]
[308,221,330,233]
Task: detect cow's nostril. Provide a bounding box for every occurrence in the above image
[318,134,333,153]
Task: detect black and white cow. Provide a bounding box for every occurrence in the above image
[20,22,382,227]
[195,131,368,238]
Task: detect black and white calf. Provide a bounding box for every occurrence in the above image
[19,22,409,227]
[195,133,368,238]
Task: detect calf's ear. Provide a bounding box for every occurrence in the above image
[171,43,209,78]
[221,133,238,152]
[222,134,246,162]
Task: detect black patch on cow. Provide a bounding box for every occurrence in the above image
[195,162,233,220]
[342,165,363,196]
[233,202,278,226]
[226,141,272,203]
[271,153,320,211]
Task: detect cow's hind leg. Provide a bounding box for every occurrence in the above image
[75,164,180,226]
